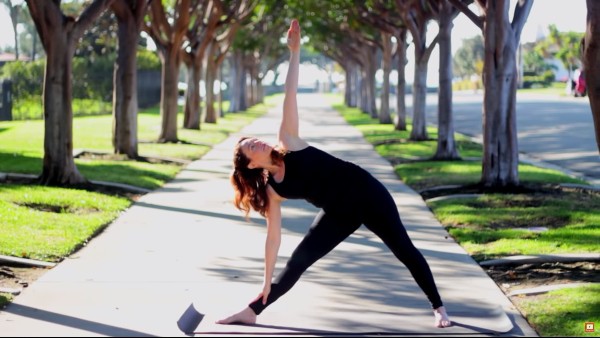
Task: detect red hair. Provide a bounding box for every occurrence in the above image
[230,137,284,219]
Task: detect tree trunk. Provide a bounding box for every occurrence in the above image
[206,37,233,123]
[410,58,429,141]
[380,32,392,124]
[359,69,367,113]
[41,34,86,185]
[344,63,352,107]
[584,0,600,153]
[31,31,38,60]
[252,68,259,106]
[218,62,224,117]
[351,64,360,108]
[434,1,460,160]
[145,0,190,142]
[481,1,519,187]
[112,0,145,159]
[347,62,358,108]
[366,47,378,118]
[256,75,264,105]
[205,61,218,123]
[394,29,408,131]
[10,5,19,60]
[158,50,180,143]
[228,51,242,112]
[183,59,202,129]
[234,52,250,112]
[409,22,431,141]
[26,0,112,185]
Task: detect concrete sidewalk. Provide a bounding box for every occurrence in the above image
[0,94,538,336]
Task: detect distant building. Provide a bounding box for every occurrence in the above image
[0,53,31,66]
[546,58,570,82]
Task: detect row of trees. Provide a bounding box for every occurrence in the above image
[290,0,531,187]
[7,0,600,190]
[298,0,599,188]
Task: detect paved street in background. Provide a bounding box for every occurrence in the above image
[386,91,599,185]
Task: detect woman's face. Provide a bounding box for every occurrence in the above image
[239,137,273,169]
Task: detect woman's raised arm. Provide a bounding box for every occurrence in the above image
[278,19,307,151]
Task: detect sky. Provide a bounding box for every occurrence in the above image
[0,0,588,86]
[452,0,587,49]
[0,0,587,49]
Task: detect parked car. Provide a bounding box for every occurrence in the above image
[574,69,587,97]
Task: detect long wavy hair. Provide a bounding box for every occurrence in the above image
[231,136,285,219]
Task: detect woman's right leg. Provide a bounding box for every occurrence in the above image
[249,210,361,315]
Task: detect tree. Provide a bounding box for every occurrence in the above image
[583,0,600,153]
[522,47,554,74]
[181,0,219,130]
[536,24,584,87]
[357,1,411,130]
[397,0,438,141]
[143,0,193,143]
[453,35,484,78]
[111,0,150,158]
[25,0,113,185]
[290,0,379,117]
[449,0,533,188]
[204,0,255,124]
[355,0,401,125]
[379,31,393,124]
[231,0,287,109]
[431,0,462,160]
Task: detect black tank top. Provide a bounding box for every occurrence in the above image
[267,146,372,210]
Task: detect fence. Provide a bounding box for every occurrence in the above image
[0,79,12,121]
[137,70,161,108]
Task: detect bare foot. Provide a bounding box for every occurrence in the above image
[215,307,257,325]
[433,306,452,328]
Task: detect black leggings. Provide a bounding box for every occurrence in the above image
[248,197,444,315]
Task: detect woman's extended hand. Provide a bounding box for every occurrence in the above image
[287,19,301,52]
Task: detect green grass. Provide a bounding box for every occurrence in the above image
[0,97,275,306]
[0,95,276,264]
[11,98,113,121]
[514,284,600,337]
[0,97,274,187]
[517,81,568,96]
[0,184,131,262]
[334,97,596,261]
[0,294,12,307]
[331,94,599,338]
[395,161,587,192]
[428,192,600,261]
[77,160,180,189]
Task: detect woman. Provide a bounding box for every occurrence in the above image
[217,19,452,328]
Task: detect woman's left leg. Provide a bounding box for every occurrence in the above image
[361,181,443,309]
[361,182,451,327]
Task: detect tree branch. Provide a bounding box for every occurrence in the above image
[448,0,483,29]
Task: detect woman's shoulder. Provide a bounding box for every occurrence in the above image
[279,136,309,152]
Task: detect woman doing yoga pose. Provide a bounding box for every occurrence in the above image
[217,19,452,328]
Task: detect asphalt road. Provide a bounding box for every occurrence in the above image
[384,91,600,186]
